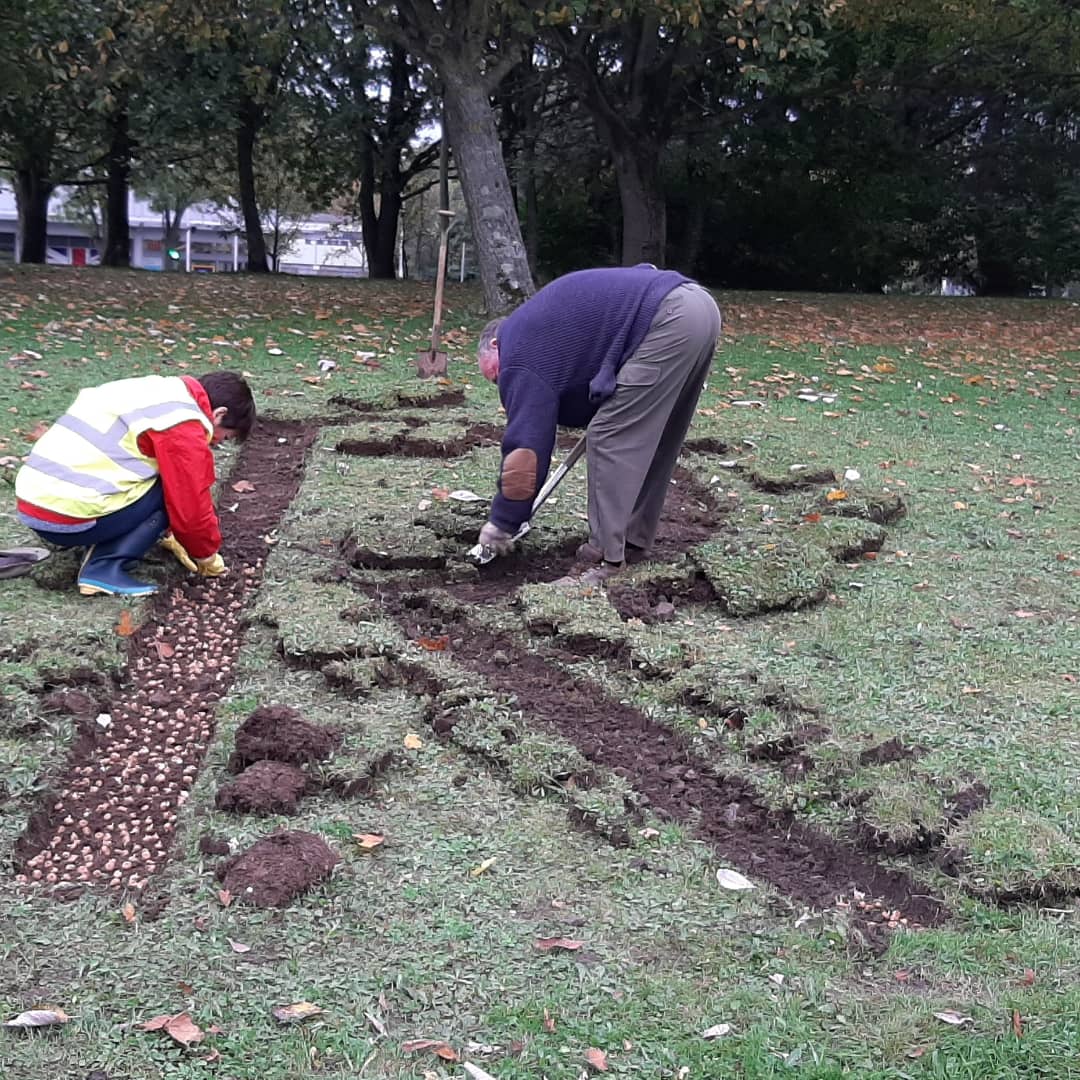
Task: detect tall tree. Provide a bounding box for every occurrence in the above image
[313,6,440,279]
[0,0,97,262]
[358,0,536,311]
[549,0,837,266]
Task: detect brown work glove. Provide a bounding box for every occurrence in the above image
[195,553,227,577]
[159,531,198,573]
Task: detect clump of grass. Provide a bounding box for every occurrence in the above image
[693,536,834,615]
[857,762,950,853]
[253,580,393,664]
[516,583,629,657]
[945,806,1080,902]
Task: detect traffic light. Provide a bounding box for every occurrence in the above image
[167,247,181,262]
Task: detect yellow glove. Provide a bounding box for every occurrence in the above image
[195,553,227,577]
[159,532,198,573]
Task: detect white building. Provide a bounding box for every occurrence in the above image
[0,183,369,276]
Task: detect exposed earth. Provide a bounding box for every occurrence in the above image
[11,409,966,926]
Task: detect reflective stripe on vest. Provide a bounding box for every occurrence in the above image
[15,376,213,519]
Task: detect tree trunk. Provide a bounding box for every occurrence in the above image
[522,138,539,272]
[442,73,534,312]
[13,166,53,264]
[610,136,666,266]
[676,152,707,275]
[103,106,132,268]
[236,98,269,273]
[358,154,403,280]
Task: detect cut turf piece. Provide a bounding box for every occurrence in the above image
[516,584,631,662]
[820,491,906,525]
[747,466,837,492]
[942,806,1080,904]
[692,536,834,616]
[254,580,382,665]
[215,829,339,907]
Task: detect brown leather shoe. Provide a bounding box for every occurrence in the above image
[576,540,649,565]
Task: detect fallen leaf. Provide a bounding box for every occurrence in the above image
[716,868,755,891]
[217,889,233,908]
[164,1013,204,1046]
[231,480,256,493]
[417,635,449,652]
[27,421,50,441]
[1013,610,1036,619]
[1012,1009,1023,1038]
[934,1010,974,1026]
[272,1002,324,1025]
[431,487,450,501]
[142,1012,204,1046]
[227,939,251,953]
[122,902,137,923]
[1019,968,1036,987]
[585,1047,608,1072]
[302,376,322,385]
[825,489,848,502]
[152,641,175,660]
[702,1023,732,1039]
[470,857,496,877]
[403,732,423,750]
[403,1039,458,1060]
[802,511,822,523]
[543,1007,556,1032]
[116,610,136,637]
[354,833,385,852]
[534,937,584,952]
[906,1046,927,1059]
[3,1008,69,1029]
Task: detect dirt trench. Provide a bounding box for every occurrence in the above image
[380,593,947,926]
[12,419,317,894]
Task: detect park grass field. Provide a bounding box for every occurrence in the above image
[0,265,1078,1078]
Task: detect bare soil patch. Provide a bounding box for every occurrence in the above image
[12,419,318,894]
[336,423,501,458]
[215,829,339,907]
[383,592,946,926]
[228,704,340,773]
[216,761,309,816]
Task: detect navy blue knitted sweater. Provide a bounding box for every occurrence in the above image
[490,265,689,532]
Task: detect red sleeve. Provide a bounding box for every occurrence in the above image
[141,421,222,559]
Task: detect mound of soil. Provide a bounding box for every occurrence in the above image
[228,705,341,772]
[216,760,309,815]
[216,829,339,907]
[40,688,103,719]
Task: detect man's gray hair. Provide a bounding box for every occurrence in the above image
[477,316,505,360]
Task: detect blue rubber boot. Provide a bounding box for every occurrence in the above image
[78,510,168,597]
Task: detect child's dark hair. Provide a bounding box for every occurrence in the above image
[197,372,256,440]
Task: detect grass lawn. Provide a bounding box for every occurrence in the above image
[0,266,1078,1078]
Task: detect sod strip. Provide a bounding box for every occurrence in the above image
[384,592,948,928]
[13,418,317,895]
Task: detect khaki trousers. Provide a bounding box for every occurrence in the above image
[586,283,722,563]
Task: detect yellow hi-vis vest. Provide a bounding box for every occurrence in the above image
[16,375,214,519]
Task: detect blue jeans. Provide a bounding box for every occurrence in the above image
[29,482,166,549]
